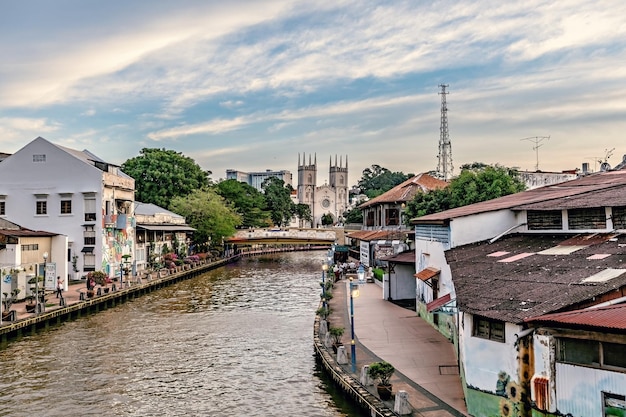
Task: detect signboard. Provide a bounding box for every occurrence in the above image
[45,263,57,291]
[359,241,370,267]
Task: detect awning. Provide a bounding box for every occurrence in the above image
[414,267,440,281]
[81,247,94,253]
[136,224,196,232]
[427,293,456,314]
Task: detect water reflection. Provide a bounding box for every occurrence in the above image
[0,252,362,417]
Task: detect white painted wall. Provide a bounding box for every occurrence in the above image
[450,209,519,248]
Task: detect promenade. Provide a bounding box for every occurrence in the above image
[325,276,468,416]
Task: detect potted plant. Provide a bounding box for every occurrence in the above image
[2,288,20,319]
[368,361,395,401]
[26,275,45,313]
[316,306,331,320]
[86,270,107,297]
[328,326,345,353]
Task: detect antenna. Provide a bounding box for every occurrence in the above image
[436,84,453,181]
[521,136,550,171]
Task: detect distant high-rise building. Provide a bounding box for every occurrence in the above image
[225,169,292,192]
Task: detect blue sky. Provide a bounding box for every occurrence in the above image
[2,0,626,186]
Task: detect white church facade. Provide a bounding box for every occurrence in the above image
[297,154,349,228]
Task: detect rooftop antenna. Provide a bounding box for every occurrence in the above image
[436,84,453,181]
[599,148,615,171]
[521,136,550,171]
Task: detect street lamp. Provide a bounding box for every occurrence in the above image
[349,276,360,373]
[321,264,328,310]
[39,251,48,315]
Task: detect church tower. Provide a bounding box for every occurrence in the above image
[297,153,317,221]
[329,155,349,222]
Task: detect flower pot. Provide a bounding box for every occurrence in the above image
[376,384,393,401]
[25,303,37,313]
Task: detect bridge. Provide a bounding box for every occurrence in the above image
[225,228,338,246]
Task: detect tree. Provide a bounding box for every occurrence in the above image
[215,179,271,228]
[321,213,334,226]
[261,177,295,227]
[404,163,525,223]
[169,188,241,252]
[121,148,211,208]
[295,203,312,228]
[343,208,363,224]
[357,164,414,198]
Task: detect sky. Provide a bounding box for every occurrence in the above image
[2,0,626,187]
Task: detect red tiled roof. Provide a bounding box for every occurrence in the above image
[427,293,452,313]
[346,230,408,242]
[360,173,448,208]
[415,266,440,281]
[525,303,626,331]
[381,250,415,263]
[412,170,626,224]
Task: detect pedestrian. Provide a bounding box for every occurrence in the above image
[56,276,64,298]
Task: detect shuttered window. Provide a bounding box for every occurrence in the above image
[567,208,606,230]
[527,210,563,230]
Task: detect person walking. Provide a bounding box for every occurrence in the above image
[56,276,64,298]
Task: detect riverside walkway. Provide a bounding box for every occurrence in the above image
[323,276,469,416]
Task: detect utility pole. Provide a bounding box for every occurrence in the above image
[436,84,453,181]
[521,136,550,171]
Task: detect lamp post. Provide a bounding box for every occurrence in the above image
[350,272,362,373]
[321,264,328,310]
[39,251,48,315]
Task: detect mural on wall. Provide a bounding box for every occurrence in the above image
[101,226,134,276]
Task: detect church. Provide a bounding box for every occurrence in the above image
[297,153,349,228]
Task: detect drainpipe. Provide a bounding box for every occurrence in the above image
[585,295,626,309]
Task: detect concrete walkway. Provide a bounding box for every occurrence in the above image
[327,277,468,416]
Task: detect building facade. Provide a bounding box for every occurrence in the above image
[297,154,348,228]
[0,137,135,280]
[225,169,293,192]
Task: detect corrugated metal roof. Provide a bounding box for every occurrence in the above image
[345,230,407,242]
[413,170,626,224]
[381,250,415,263]
[446,233,626,323]
[525,303,626,330]
[427,293,452,312]
[359,173,448,208]
[415,266,440,281]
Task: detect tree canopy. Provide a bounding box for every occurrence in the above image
[121,148,211,208]
[215,179,271,228]
[357,164,414,198]
[261,177,295,227]
[404,163,526,222]
[169,188,241,251]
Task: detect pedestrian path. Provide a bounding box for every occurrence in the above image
[327,277,468,416]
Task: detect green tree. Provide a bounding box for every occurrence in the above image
[121,148,211,208]
[357,164,414,198]
[343,208,363,224]
[295,203,312,228]
[169,188,242,251]
[321,213,334,226]
[215,179,271,228]
[261,177,295,227]
[405,163,525,223]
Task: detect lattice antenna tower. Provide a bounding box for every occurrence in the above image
[521,136,550,171]
[436,84,453,181]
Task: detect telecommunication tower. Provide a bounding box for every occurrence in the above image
[436,84,453,181]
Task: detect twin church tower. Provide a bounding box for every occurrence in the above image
[297,153,349,227]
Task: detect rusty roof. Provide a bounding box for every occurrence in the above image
[445,232,626,323]
[525,304,626,331]
[345,230,408,241]
[381,250,415,264]
[413,170,626,224]
[360,173,448,209]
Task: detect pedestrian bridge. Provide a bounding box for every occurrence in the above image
[225,228,337,246]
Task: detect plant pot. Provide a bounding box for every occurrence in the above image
[332,343,340,354]
[25,303,37,313]
[87,290,95,298]
[103,288,110,294]
[376,384,393,401]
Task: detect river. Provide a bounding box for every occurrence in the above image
[0,251,363,417]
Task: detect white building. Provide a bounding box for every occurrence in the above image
[0,137,135,280]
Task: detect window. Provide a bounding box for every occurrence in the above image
[83,253,96,271]
[0,201,4,216]
[21,244,39,251]
[603,392,626,417]
[473,316,505,342]
[84,195,96,221]
[84,225,96,245]
[528,210,563,230]
[568,208,606,230]
[36,200,47,215]
[557,338,626,371]
[385,209,399,226]
[366,211,375,227]
[61,200,72,214]
[33,154,46,162]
